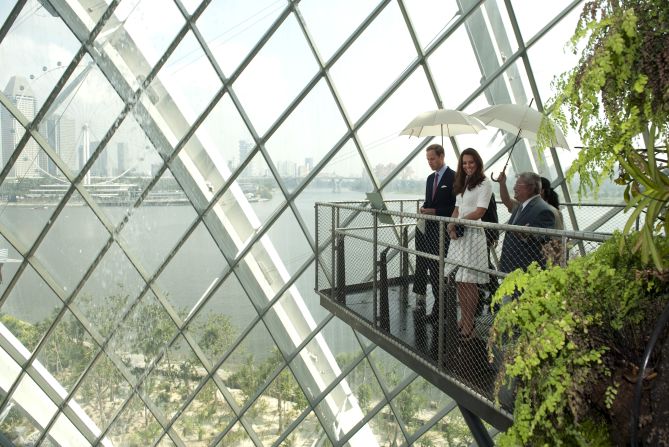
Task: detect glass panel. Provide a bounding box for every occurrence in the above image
[0,396,44,446]
[350,403,405,445]
[527,6,581,104]
[293,264,329,326]
[427,23,484,109]
[0,0,80,113]
[238,151,284,223]
[108,292,179,381]
[416,406,474,445]
[511,0,574,43]
[117,171,197,277]
[74,351,133,433]
[156,433,177,447]
[0,264,62,352]
[108,393,164,446]
[265,207,312,277]
[239,232,294,303]
[403,0,460,50]
[264,285,319,355]
[115,0,184,69]
[34,192,108,293]
[143,335,204,421]
[357,68,437,185]
[186,273,256,366]
[215,421,254,446]
[318,318,363,372]
[0,235,23,297]
[181,93,254,200]
[154,222,228,319]
[42,54,126,179]
[36,309,99,393]
[368,347,412,391]
[281,411,326,446]
[154,30,222,134]
[14,373,59,427]
[173,379,234,445]
[298,0,380,62]
[73,242,143,339]
[296,139,373,239]
[45,412,90,447]
[215,321,278,408]
[401,378,453,439]
[329,1,416,123]
[0,345,21,392]
[82,112,164,227]
[314,358,383,442]
[244,364,308,446]
[197,0,286,77]
[265,79,347,194]
[234,14,318,136]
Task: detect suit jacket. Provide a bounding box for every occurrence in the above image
[417,167,455,254]
[499,196,556,273]
[423,167,456,219]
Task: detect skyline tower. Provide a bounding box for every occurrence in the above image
[44,114,76,176]
[1,75,41,178]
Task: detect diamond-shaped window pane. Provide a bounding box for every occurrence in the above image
[74,351,133,434]
[34,192,108,293]
[197,0,286,77]
[73,242,143,339]
[234,14,318,136]
[173,379,234,445]
[107,393,164,446]
[155,222,228,319]
[117,172,197,278]
[185,272,256,366]
[265,79,347,194]
[0,2,80,113]
[1,264,63,353]
[329,1,416,123]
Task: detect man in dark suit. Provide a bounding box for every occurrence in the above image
[499,172,556,273]
[413,144,456,322]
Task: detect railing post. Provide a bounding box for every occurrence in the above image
[373,212,378,325]
[379,249,389,331]
[331,206,336,301]
[400,225,409,306]
[438,220,445,369]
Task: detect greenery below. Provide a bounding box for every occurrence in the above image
[490,233,669,445]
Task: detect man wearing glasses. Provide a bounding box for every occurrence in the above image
[497,172,556,273]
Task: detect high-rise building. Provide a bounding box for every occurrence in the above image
[44,115,76,176]
[1,76,41,178]
[116,142,129,176]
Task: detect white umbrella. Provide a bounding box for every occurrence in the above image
[400,109,487,146]
[473,103,569,149]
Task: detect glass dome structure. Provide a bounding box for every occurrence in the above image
[0,0,627,445]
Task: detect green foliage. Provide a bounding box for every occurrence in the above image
[490,233,669,446]
[545,0,669,269]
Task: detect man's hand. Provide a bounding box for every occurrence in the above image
[419,207,436,215]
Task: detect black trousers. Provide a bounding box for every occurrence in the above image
[413,224,450,307]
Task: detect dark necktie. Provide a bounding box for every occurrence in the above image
[432,172,439,200]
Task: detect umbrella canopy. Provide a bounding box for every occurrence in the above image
[473,104,569,149]
[400,109,487,139]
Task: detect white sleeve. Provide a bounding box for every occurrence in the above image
[455,192,462,207]
[476,178,493,208]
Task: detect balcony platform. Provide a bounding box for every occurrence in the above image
[319,279,513,431]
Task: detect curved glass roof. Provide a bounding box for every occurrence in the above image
[0,0,624,445]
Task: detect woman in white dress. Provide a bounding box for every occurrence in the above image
[446,148,492,338]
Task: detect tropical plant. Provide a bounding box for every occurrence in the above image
[543,0,669,269]
[490,233,669,445]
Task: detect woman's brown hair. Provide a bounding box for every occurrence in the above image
[453,147,485,195]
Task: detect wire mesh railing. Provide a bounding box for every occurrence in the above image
[315,199,610,417]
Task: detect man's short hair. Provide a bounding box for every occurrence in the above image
[426,144,444,157]
[518,172,542,195]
